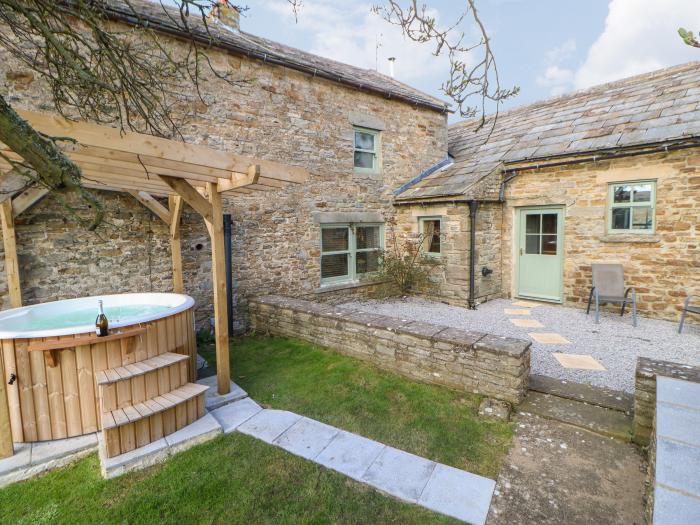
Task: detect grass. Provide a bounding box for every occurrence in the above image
[202,334,513,478]
[0,435,457,525]
[0,335,513,524]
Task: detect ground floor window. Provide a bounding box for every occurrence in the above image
[321,224,383,284]
[607,180,656,233]
[418,217,442,255]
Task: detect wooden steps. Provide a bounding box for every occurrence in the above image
[97,352,190,414]
[102,383,208,457]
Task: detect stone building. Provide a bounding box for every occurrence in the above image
[0,1,449,330]
[0,1,698,330]
[395,62,700,322]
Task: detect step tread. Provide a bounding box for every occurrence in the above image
[518,391,633,441]
[96,352,189,386]
[529,374,633,413]
[101,383,208,430]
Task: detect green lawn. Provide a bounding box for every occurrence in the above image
[0,335,513,524]
[203,335,513,478]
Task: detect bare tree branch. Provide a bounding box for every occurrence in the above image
[372,0,518,135]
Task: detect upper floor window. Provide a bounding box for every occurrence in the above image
[321,223,383,285]
[608,181,656,233]
[353,127,380,174]
[419,217,442,255]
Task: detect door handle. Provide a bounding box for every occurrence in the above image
[520,248,523,256]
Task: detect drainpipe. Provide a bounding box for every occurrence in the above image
[468,201,478,310]
[223,214,234,336]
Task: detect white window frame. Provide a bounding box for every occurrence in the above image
[607,180,656,234]
[320,223,384,285]
[418,217,443,256]
[353,127,381,174]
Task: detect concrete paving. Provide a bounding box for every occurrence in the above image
[652,377,700,524]
[0,433,98,488]
[197,377,248,411]
[215,400,496,524]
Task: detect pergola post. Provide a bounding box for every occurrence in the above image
[168,196,184,294]
[0,199,21,309]
[205,183,230,395]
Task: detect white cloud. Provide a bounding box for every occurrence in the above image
[255,0,452,82]
[536,39,577,95]
[574,0,699,88]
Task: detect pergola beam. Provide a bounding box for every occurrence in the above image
[128,191,171,224]
[158,175,213,223]
[11,186,49,217]
[217,164,260,192]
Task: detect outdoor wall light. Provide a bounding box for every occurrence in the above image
[481,267,493,277]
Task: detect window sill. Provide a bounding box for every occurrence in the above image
[600,234,660,244]
[315,279,386,294]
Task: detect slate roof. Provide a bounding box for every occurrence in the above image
[102,0,449,113]
[396,61,700,201]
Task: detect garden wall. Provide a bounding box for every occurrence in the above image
[633,357,700,446]
[249,295,531,404]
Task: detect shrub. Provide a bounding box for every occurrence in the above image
[377,219,444,296]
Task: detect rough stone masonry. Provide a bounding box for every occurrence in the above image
[249,295,531,404]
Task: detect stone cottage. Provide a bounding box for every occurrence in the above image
[0,1,698,330]
[395,62,700,322]
[0,1,449,330]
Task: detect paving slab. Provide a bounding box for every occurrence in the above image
[362,446,436,503]
[509,318,543,328]
[518,391,632,441]
[196,377,248,411]
[656,404,700,447]
[211,397,263,433]
[419,463,495,525]
[0,443,31,478]
[273,417,340,460]
[101,438,169,479]
[653,485,700,525]
[656,376,700,409]
[530,333,571,345]
[165,413,223,454]
[315,430,385,481]
[237,409,302,444]
[504,308,531,315]
[552,353,602,369]
[529,374,633,412]
[31,433,98,465]
[655,438,700,496]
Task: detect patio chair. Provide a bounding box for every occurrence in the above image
[586,263,637,327]
[679,294,700,334]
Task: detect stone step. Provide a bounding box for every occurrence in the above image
[101,383,208,458]
[529,374,634,413]
[97,352,191,413]
[518,391,633,442]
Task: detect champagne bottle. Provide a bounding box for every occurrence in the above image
[95,300,109,337]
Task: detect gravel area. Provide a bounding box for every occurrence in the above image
[340,297,700,394]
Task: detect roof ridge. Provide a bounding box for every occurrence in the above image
[450,60,700,130]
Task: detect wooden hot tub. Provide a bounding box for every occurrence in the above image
[0,293,204,458]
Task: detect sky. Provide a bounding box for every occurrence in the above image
[236,0,699,121]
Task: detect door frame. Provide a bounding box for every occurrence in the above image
[514,205,565,303]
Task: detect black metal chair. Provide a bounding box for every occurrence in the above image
[586,263,637,327]
[679,295,700,334]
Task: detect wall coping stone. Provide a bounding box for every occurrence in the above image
[636,357,700,382]
[251,296,531,358]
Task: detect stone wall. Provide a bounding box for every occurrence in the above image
[503,150,700,322]
[0,22,448,329]
[633,356,700,446]
[249,295,531,404]
[393,202,503,307]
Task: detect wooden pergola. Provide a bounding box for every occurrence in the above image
[0,110,308,458]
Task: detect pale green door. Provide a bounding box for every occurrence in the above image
[517,207,564,302]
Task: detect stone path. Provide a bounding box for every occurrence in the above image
[212,398,496,525]
[486,412,646,525]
